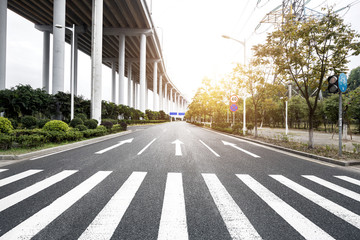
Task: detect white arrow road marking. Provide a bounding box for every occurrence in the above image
[95,138,134,154]
[199,140,220,157]
[137,138,157,155]
[172,139,184,156]
[222,141,260,158]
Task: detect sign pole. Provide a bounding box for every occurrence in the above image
[339,91,342,157]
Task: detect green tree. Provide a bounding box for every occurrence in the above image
[348,66,360,91]
[232,64,271,137]
[253,10,360,148]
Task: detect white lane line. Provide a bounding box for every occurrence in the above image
[0,170,78,212]
[95,138,133,154]
[222,140,260,158]
[137,138,157,155]
[237,174,334,240]
[202,173,261,240]
[0,169,43,187]
[186,129,191,133]
[303,175,360,202]
[0,171,112,240]
[0,169,8,173]
[199,140,220,157]
[158,173,188,240]
[335,176,360,186]
[79,171,147,240]
[201,128,336,167]
[271,175,360,229]
[30,149,73,160]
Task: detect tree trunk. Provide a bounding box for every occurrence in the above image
[254,106,258,138]
[308,111,314,148]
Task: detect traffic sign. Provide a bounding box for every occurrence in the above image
[230,95,239,103]
[169,112,178,116]
[230,104,238,112]
[338,73,347,93]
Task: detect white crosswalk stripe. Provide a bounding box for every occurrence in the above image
[303,175,360,202]
[0,171,111,240]
[271,175,360,230]
[0,169,43,187]
[0,170,78,212]
[1,170,360,239]
[202,173,262,240]
[237,174,334,240]
[158,173,188,240]
[335,176,360,186]
[79,171,147,240]
[0,169,8,173]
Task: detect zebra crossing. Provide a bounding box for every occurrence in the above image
[0,168,360,239]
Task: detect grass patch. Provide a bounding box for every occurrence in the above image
[247,135,360,161]
[0,141,78,155]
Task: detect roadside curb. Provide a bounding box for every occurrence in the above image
[201,126,360,167]
[0,130,134,161]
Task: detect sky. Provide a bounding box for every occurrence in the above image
[5,0,360,106]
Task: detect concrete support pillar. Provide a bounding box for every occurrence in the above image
[153,61,158,111]
[170,88,173,113]
[164,83,168,113]
[118,34,125,105]
[159,74,163,111]
[0,0,7,90]
[74,32,78,96]
[52,0,66,94]
[145,79,148,110]
[42,31,50,93]
[90,0,103,123]
[127,62,132,106]
[111,61,116,103]
[132,80,136,108]
[174,92,177,114]
[139,34,146,113]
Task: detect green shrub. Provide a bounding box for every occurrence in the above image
[84,119,98,129]
[232,123,243,134]
[16,135,45,148]
[69,118,84,128]
[43,120,69,132]
[111,124,124,133]
[75,113,87,121]
[9,118,18,129]
[247,123,254,131]
[82,128,106,138]
[21,116,38,129]
[0,134,13,150]
[212,122,232,129]
[65,131,83,141]
[119,121,127,130]
[0,117,13,134]
[102,118,118,124]
[75,124,88,131]
[37,119,50,128]
[45,130,67,142]
[100,121,113,131]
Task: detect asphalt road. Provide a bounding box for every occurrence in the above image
[1,122,360,240]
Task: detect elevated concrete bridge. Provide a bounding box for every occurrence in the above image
[0,0,187,122]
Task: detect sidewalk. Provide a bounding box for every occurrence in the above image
[255,127,360,152]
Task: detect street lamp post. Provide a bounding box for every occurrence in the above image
[222,35,247,135]
[55,24,75,120]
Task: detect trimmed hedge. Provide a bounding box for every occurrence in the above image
[0,135,13,150]
[37,119,50,128]
[21,116,38,129]
[84,119,98,129]
[43,120,69,132]
[17,135,45,148]
[0,117,13,134]
[75,124,88,131]
[69,118,84,128]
